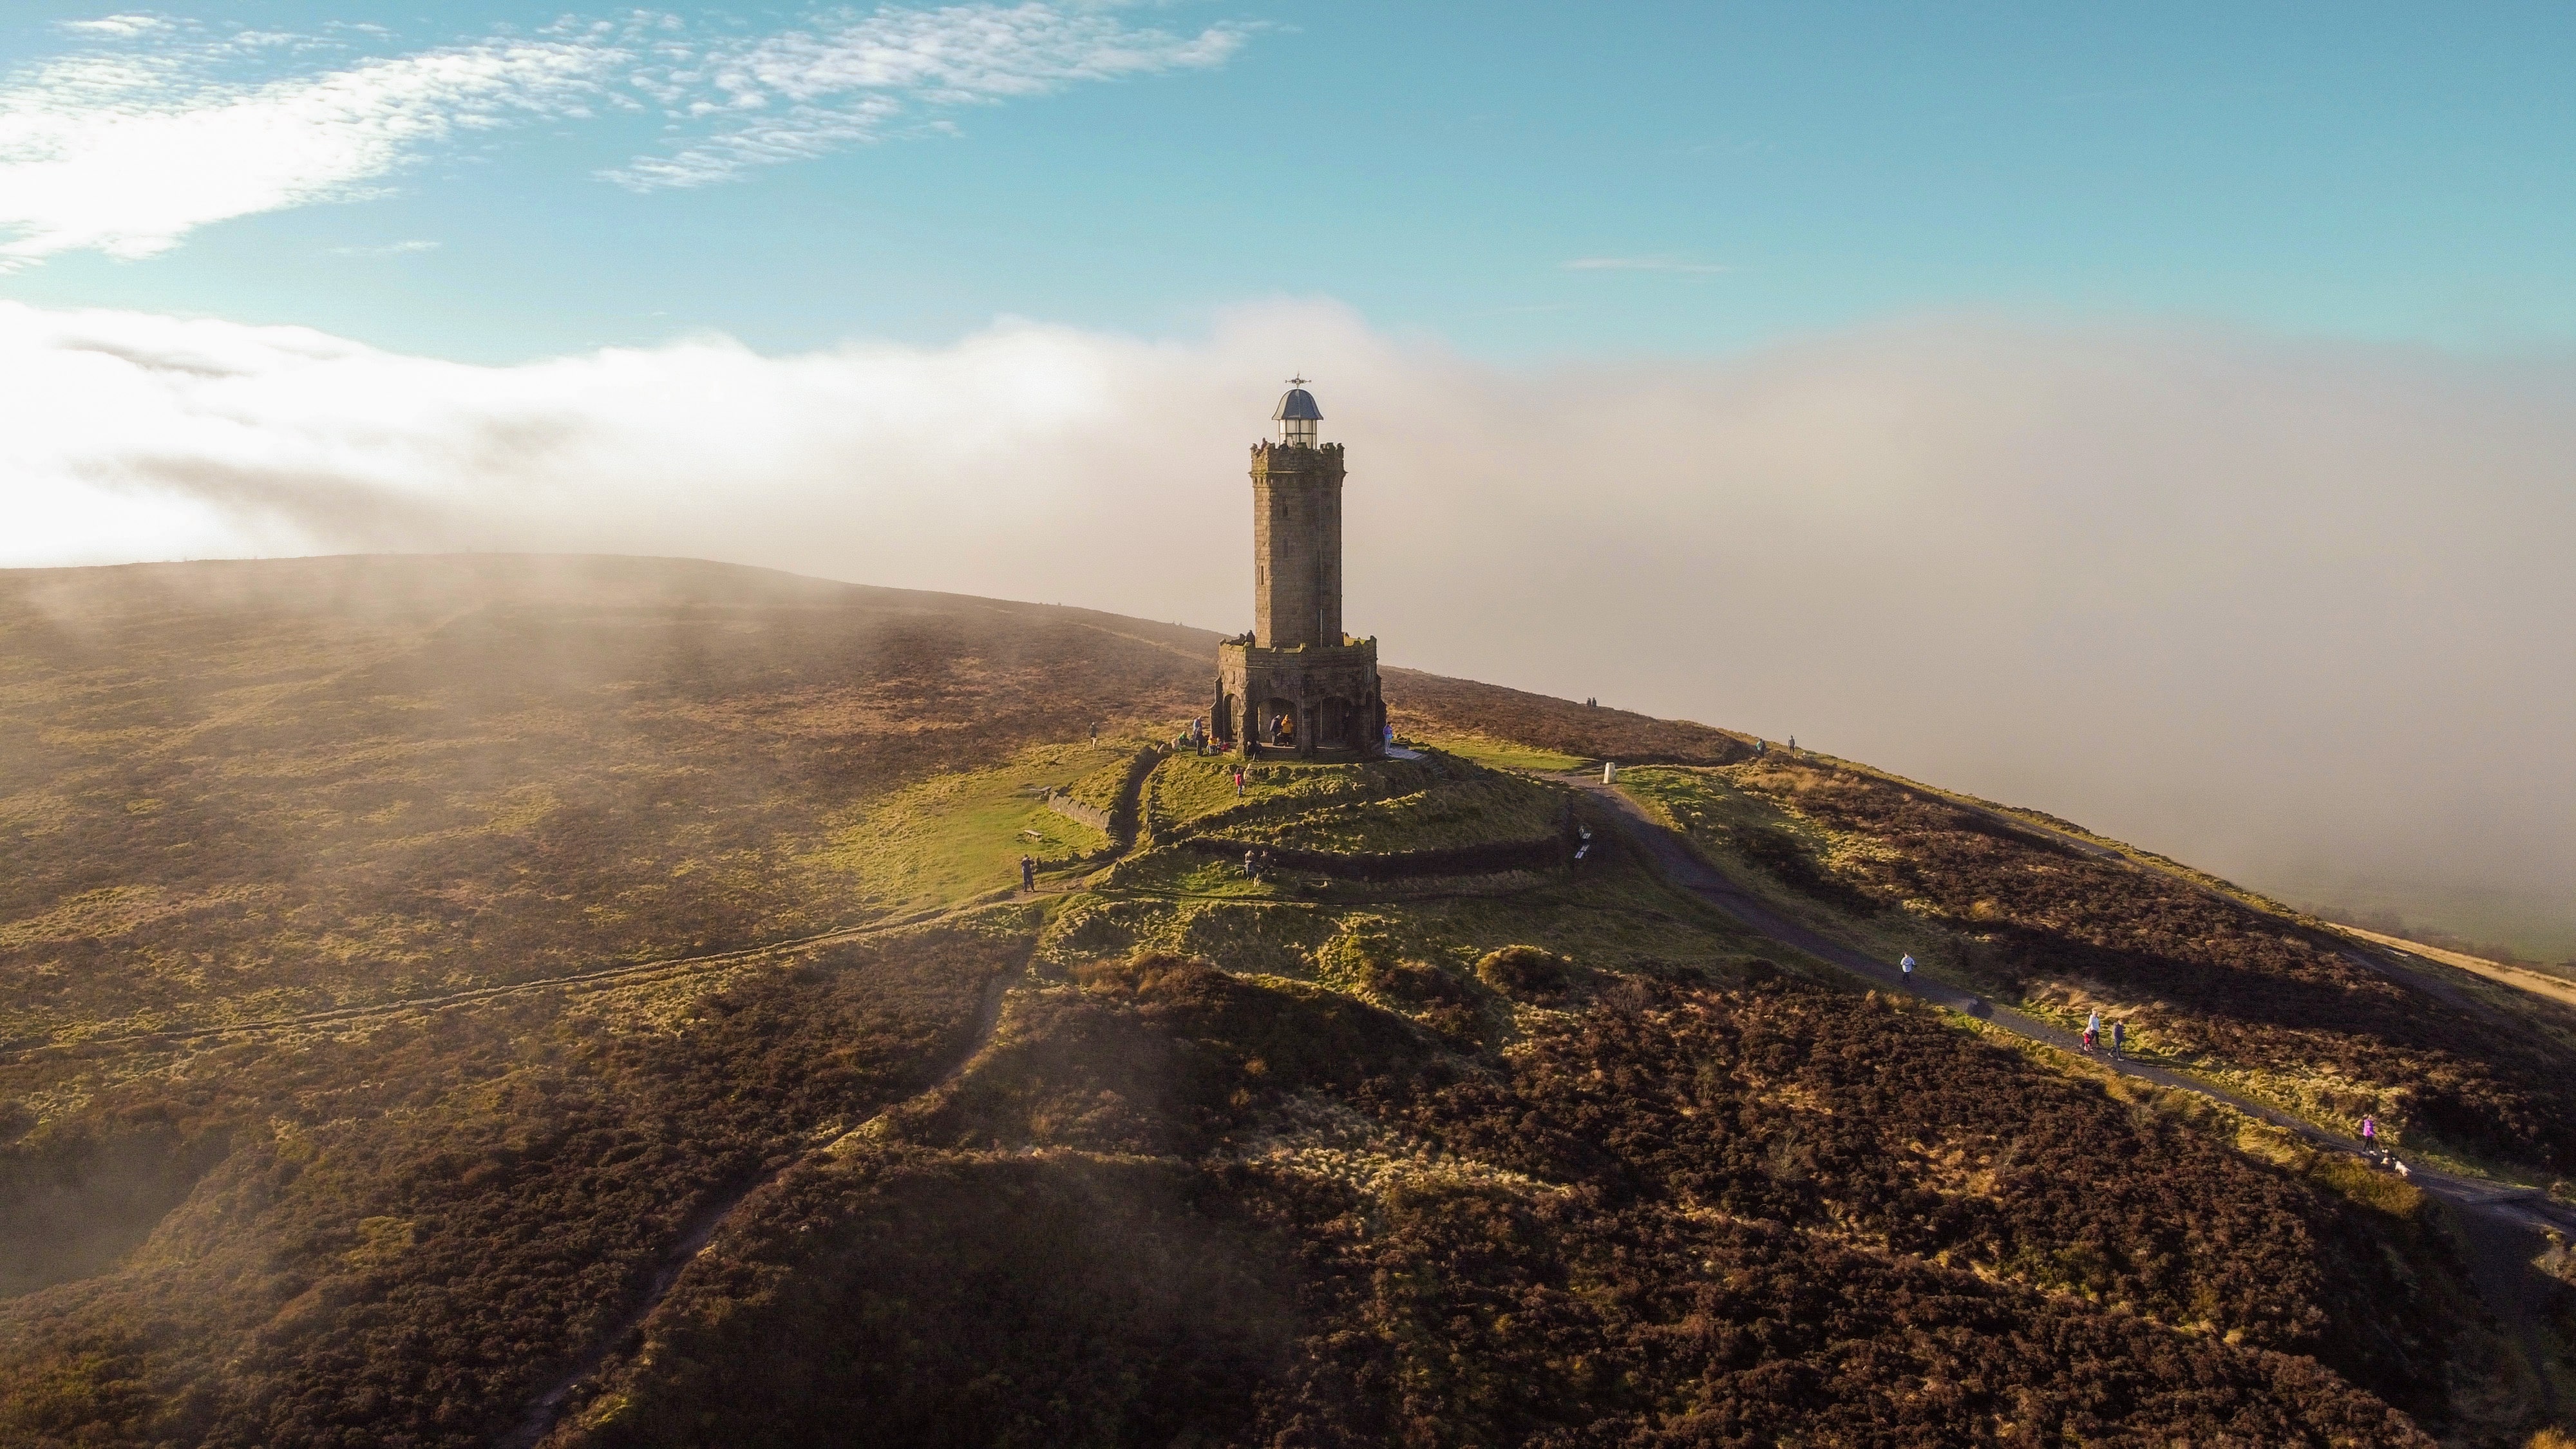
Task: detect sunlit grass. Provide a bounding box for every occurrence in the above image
[804,743,1121,914]
[1418,734,1589,772]
[1145,753,1430,832]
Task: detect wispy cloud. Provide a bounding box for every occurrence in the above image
[1562,256,1732,274]
[326,239,439,256]
[57,15,169,38]
[0,6,1252,265]
[605,6,1253,191]
[0,19,629,265]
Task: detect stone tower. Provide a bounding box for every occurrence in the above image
[1214,382,1385,759]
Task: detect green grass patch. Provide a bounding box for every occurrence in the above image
[1045,842,1769,991]
[1419,734,1589,772]
[806,743,1123,913]
[1620,765,1807,844]
[1142,754,1443,839]
[1064,743,1154,813]
[1617,766,1897,928]
[1205,771,1566,855]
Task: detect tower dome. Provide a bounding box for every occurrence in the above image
[1272,379,1321,446]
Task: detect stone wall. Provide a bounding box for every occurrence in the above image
[1044,791,1111,832]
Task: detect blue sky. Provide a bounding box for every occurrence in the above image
[3,3,2573,363]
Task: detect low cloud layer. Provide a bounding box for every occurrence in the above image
[0,6,1248,264]
[4,297,2571,950]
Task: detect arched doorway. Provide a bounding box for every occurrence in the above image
[1316,696,1349,748]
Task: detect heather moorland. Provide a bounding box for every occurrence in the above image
[2,557,2570,1448]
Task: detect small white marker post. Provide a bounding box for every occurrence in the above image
[1602,761,1618,784]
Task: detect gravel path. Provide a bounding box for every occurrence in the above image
[1558,771,2576,1230]
[1563,768,2576,1419]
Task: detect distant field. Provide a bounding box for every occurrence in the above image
[2336,924,2576,1010]
[2287,877,2576,967]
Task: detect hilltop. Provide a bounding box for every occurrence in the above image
[1,556,2570,1448]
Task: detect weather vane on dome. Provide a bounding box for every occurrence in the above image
[1287,375,1308,387]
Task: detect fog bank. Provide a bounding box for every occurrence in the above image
[4,298,2570,952]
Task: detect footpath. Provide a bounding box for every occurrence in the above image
[1560,768,2576,1416]
[1555,769,2576,1239]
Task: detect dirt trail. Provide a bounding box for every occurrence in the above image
[1566,779,2576,1330]
[1564,772,2575,1420]
[1933,789,2528,1030]
[1562,773,2576,1225]
[500,960,1020,1449]
[502,746,1167,1446]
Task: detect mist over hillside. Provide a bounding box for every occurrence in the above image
[6,3,2572,1438]
[10,554,2573,1448]
[10,298,2572,954]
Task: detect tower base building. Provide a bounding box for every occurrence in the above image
[1210,382,1385,761]
[1215,634,1383,759]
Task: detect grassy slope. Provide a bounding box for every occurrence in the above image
[0,556,2564,1448]
[0,555,1208,1040]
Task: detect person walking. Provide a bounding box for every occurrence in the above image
[2082,1008,2099,1055]
[2361,1113,2378,1162]
[1019,854,1036,893]
[2110,1019,2125,1059]
[1233,764,1245,799]
[1900,954,1915,987]
[1244,849,1258,880]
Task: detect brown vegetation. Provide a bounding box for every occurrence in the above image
[1681,758,2576,1172]
[1383,667,1754,766]
[0,923,1019,1447]
[0,556,1208,1037]
[6,557,2559,1447]
[561,955,2454,1448]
